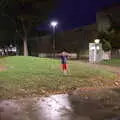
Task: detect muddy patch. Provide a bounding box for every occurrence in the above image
[1,88,120,120]
[0,66,6,72]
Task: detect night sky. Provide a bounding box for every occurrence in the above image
[38,0,120,31]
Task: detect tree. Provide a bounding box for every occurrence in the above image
[108,26,120,49]
[0,0,55,56]
[97,32,112,51]
[97,26,120,51]
[102,39,112,52]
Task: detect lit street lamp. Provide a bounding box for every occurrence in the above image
[50,21,58,57]
[94,39,100,44]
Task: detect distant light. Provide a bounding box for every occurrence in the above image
[50,21,58,27]
[90,46,95,50]
[12,47,17,52]
[96,46,100,50]
[94,39,100,44]
[10,44,13,47]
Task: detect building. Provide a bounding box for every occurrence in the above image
[31,3,120,58]
[55,24,97,59]
[32,24,97,59]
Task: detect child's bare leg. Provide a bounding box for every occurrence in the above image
[63,69,67,75]
[63,64,67,75]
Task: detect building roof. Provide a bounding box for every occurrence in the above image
[71,24,97,32]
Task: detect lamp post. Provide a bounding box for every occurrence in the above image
[50,21,58,57]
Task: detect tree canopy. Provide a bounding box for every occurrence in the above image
[0,0,55,56]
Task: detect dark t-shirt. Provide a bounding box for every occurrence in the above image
[61,55,68,64]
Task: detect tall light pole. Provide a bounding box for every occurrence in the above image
[50,21,58,57]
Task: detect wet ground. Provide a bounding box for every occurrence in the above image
[1,88,120,120]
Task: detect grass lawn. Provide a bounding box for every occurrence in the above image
[0,56,117,99]
[101,58,120,67]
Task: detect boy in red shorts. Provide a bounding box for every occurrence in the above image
[57,51,71,75]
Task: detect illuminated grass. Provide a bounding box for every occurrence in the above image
[0,56,116,99]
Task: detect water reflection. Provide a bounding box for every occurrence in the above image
[35,94,73,120]
[0,92,119,120]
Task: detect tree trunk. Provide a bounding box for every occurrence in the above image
[23,36,28,56]
[21,17,29,56]
[36,37,40,56]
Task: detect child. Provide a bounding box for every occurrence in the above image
[57,51,71,75]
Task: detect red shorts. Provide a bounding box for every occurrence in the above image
[62,64,67,70]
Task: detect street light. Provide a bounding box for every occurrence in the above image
[51,21,58,28]
[94,39,100,44]
[50,21,58,57]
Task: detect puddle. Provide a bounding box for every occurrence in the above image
[0,92,119,120]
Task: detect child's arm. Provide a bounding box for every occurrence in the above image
[55,53,62,57]
[64,52,71,59]
[65,52,71,57]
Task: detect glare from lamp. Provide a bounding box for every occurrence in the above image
[50,21,58,27]
[94,39,100,44]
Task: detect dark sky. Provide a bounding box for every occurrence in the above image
[38,0,120,31]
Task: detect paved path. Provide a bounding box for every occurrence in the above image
[87,63,120,87]
[88,64,120,74]
[74,60,120,74]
